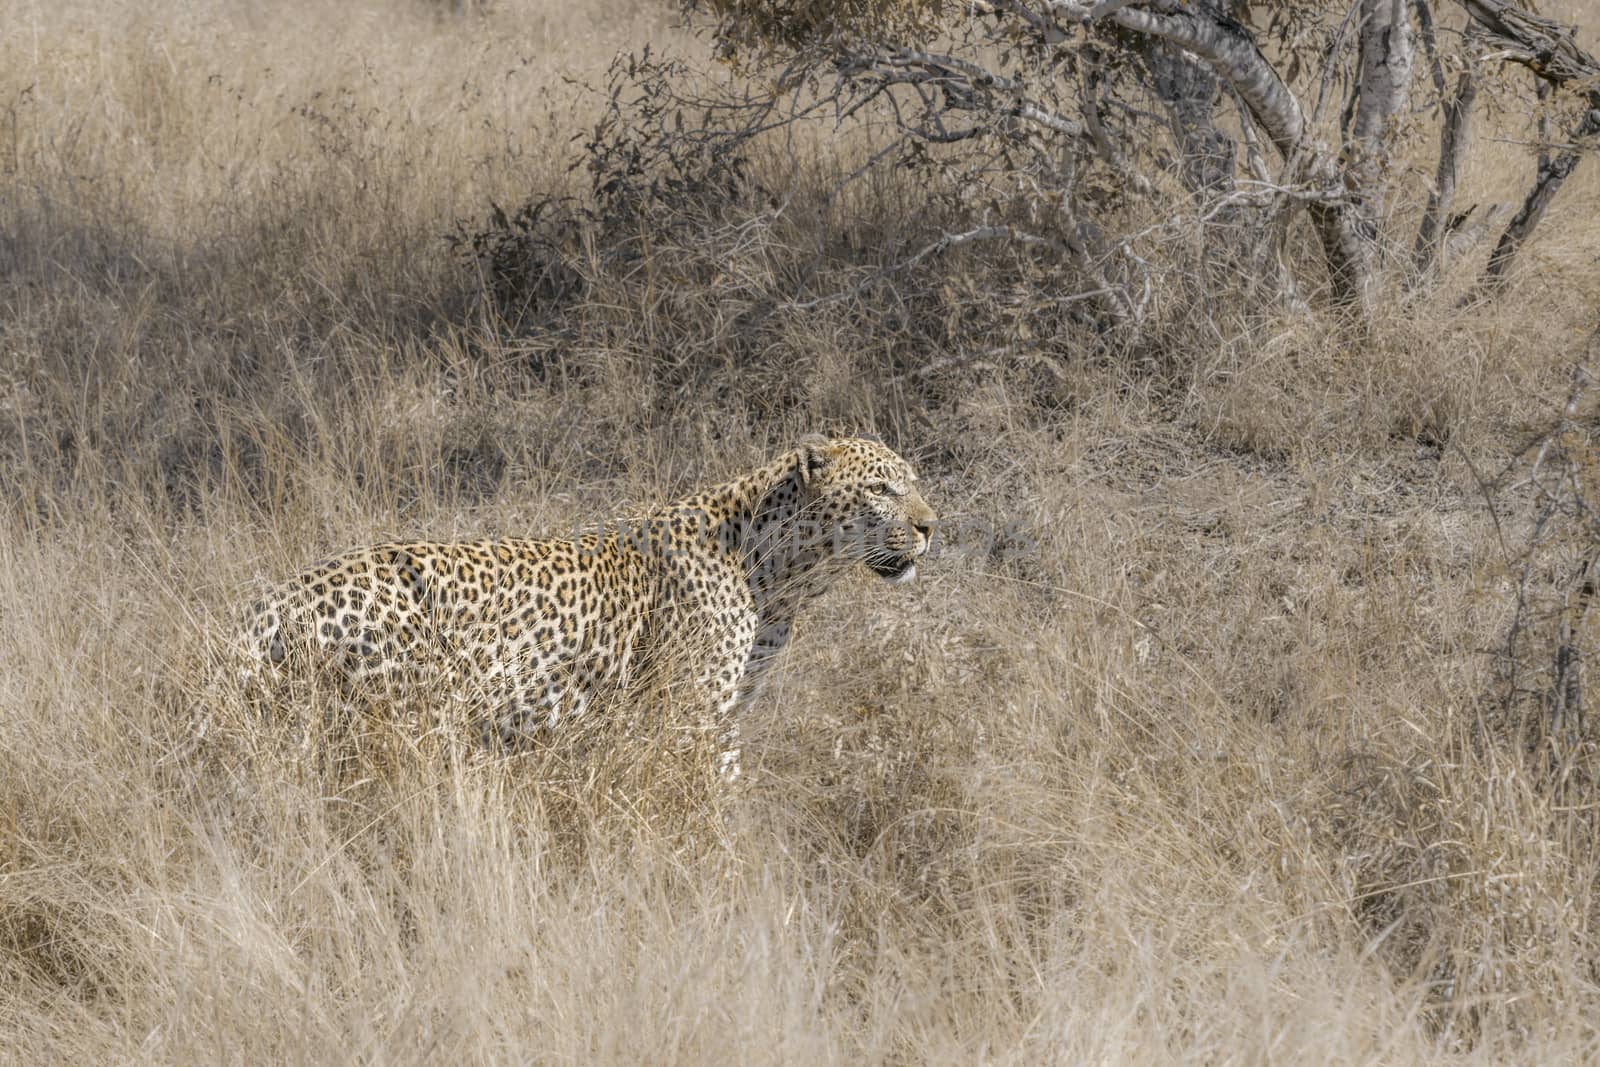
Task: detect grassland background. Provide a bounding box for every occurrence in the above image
[3,0,1600,1061]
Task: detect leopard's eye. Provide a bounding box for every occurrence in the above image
[871,482,895,496]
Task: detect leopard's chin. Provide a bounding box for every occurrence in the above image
[869,558,917,584]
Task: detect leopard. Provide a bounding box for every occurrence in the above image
[240,433,937,779]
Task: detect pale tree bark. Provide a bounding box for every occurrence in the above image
[1351,0,1416,186]
[1344,0,1416,284]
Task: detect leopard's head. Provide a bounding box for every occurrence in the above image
[795,433,936,584]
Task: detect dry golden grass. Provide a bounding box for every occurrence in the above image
[4,0,1600,1062]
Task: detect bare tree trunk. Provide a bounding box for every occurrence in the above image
[1351,0,1415,184]
[1451,0,1600,288]
[1342,0,1415,293]
[1110,4,1377,313]
[1482,107,1600,286]
[1411,67,1476,285]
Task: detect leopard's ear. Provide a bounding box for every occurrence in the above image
[797,433,833,486]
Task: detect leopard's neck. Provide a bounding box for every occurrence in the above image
[664,451,839,619]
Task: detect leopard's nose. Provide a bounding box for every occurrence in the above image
[912,517,933,550]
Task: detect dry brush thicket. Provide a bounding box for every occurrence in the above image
[2,0,1600,1061]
